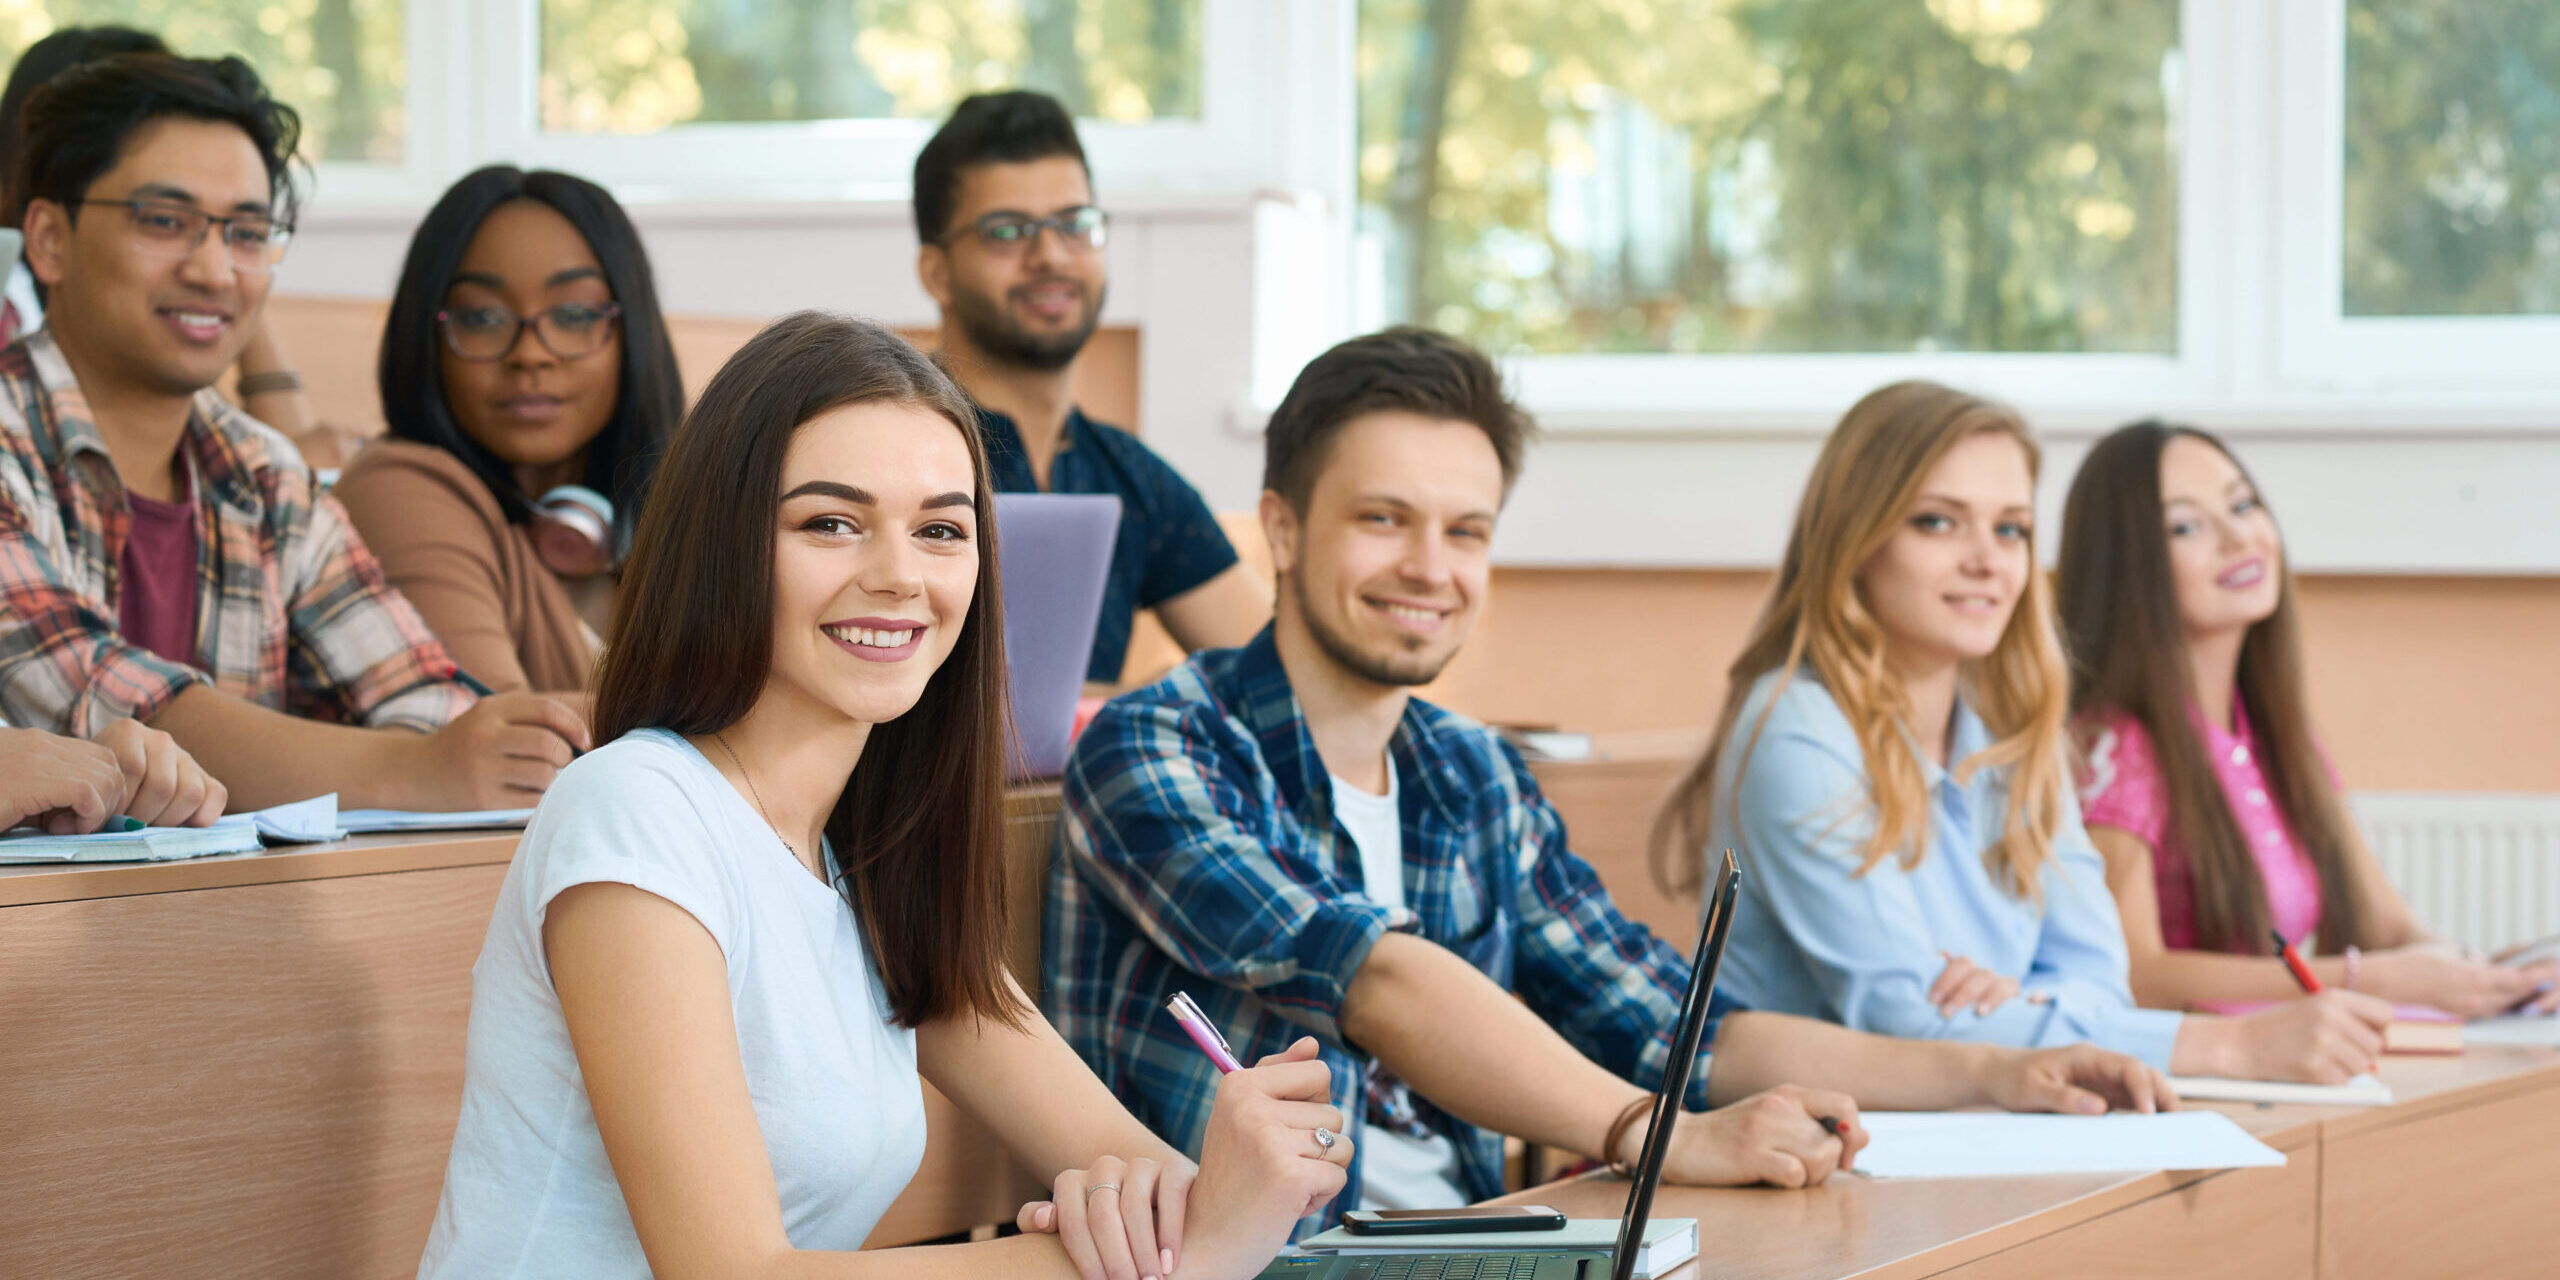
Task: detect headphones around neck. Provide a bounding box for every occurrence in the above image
[527,484,615,578]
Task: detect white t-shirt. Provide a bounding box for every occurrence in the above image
[418,729,927,1279]
[1331,765,1407,915]
[1330,764,1469,1211]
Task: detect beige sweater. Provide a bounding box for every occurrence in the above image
[332,439,599,696]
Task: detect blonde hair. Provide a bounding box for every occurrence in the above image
[1649,380,2074,901]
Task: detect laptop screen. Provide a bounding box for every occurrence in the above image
[1610,848,1741,1280]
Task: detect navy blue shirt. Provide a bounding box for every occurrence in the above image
[978,406,1239,682]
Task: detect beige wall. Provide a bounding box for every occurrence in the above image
[1412,568,2560,795]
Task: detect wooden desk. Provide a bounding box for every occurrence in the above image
[0,785,1062,1279]
[1493,1046,2560,1279]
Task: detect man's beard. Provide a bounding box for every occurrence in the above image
[950,276,1103,372]
[1293,570,1457,689]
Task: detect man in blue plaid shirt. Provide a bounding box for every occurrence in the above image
[1046,328,2173,1228]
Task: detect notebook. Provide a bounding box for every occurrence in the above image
[1295,1219,1697,1279]
[2195,999,2462,1054]
[335,806,536,834]
[2165,1073,2394,1106]
[0,821,265,863]
[215,793,346,843]
[1256,851,1746,1280]
[991,492,1119,780]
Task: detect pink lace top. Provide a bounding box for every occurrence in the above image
[2075,704,2325,952]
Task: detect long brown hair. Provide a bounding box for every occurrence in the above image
[2054,421,2364,955]
[593,311,1023,1030]
[1650,381,2073,901]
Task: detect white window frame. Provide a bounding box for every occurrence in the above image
[301,0,1316,207]
[2272,0,2560,397]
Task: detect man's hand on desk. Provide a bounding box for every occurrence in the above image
[93,718,226,827]
[1654,1083,1868,1189]
[0,726,124,833]
[1980,1043,2179,1116]
[0,721,223,832]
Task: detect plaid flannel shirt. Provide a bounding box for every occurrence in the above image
[1046,627,1737,1228]
[0,331,470,735]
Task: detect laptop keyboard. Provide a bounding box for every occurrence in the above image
[1347,1256,1545,1279]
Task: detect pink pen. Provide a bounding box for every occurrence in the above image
[1165,990,1244,1074]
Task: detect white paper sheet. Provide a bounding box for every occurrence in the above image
[2165,1073,2393,1106]
[2465,1015,2560,1047]
[1851,1110,2285,1179]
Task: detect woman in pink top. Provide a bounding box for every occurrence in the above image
[2054,422,2560,1018]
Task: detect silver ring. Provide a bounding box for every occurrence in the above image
[1312,1126,1338,1151]
[1084,1181,1121,1201]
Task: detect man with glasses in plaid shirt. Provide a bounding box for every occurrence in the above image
[0,53,589,811]
[1047,328,2176,1228]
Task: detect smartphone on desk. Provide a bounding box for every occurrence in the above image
[1339,1206,1567,1235]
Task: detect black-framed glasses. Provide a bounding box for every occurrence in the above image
[76,198,294,275]
[436,301,624,362]
[944,205,1110,255]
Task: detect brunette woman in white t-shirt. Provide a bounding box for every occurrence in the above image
[420,312,1349,1280]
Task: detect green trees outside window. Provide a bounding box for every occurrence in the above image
[1357,0,2182,356]
[2344,0,2560,318]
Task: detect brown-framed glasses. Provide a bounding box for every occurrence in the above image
[435,301,624,361]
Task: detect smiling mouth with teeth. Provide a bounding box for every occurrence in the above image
[823,624,919,648]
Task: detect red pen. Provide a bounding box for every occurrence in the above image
[2272,929,2325,994]
[1165,990,1244,1074]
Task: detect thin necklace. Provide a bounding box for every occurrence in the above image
[712,730,802,866]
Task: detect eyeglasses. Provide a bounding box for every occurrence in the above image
[78,198,294,275]
[436,301,625,362]
[944,205,1110,255]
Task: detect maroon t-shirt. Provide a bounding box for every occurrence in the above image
[118,490,201,668]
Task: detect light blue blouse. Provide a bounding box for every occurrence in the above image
[1707,671,2183,1070]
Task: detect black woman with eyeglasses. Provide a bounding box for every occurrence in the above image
[0,54,589,814]
[337,165,684,713]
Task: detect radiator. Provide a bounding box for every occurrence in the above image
[2351,793,2560,953]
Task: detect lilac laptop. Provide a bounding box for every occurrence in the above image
[992,492,1120,779]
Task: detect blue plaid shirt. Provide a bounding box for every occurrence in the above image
[1045,628,1737,1226]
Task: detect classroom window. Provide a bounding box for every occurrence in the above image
[4,0,407,162]
[537,0,1205,134]
[1354,0,2182,357]
[2341,0,2560,318]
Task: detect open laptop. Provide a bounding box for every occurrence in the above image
[992,492,1121,779]
[1258,850,1745,1280]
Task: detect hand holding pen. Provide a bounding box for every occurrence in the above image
[1152,991,1360,1278]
